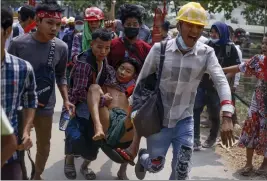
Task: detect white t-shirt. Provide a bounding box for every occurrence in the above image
[5,23,25,50]
[198,36,208,43]
[234,45,243,88]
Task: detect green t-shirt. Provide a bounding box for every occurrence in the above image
[1,108,14,136]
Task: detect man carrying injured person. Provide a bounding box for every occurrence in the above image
[88,57,139,179]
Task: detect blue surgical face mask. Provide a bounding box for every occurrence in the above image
[176,35,193,51]
[75,25,84,32]
[210,38,220,44]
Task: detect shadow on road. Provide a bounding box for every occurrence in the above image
[95,159,117,180]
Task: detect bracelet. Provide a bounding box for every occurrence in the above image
[99,96,106,108]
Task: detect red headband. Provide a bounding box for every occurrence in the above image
[37,11,62,19]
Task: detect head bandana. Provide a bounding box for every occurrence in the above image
[37,11,62,19]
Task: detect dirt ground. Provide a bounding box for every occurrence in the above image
[215,145,266,180]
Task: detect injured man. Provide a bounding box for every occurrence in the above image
[87,57,139,168]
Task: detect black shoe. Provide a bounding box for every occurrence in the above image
[202,137,216,148]
[135,149,148,180]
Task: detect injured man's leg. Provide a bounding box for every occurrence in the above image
[88,84,111,141]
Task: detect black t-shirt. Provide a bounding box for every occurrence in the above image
[199,41,241,89]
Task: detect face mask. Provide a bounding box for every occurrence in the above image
[61,26,65,30]
[176,35,193,51]
[75,25,83,32]
[124,27,139,39]
[210,38,220,44]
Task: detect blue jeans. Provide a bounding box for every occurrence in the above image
[140,117,194,180]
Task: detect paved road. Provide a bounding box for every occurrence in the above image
[25,88,240,180]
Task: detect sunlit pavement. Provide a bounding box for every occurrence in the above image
[25,88,238,180]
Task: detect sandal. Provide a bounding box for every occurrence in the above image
[116,148,135,166]
[64,157,77,180]
[80,167,96,180]
[101,143,125,164]
[255,168,267,176]
[240,166,253,176]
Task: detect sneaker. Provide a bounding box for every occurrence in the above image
[135,149,148,180]
[202,137,216,148]
[194,141,202,151]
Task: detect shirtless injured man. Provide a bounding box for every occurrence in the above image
[87,57,139,170]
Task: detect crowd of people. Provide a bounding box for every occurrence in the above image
[1,0,266,180]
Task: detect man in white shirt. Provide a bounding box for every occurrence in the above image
[5,5,35,49]
[130,2,235,180]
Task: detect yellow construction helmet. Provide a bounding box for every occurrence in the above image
[176,2,208,26]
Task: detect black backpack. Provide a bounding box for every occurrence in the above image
[13,26,19,38]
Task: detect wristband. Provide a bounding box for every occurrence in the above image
[220,100,233,106]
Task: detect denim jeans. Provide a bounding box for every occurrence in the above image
[193,87,220,143]
[140,117,194,180]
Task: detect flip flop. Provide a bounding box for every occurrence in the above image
[80,167,96,180]
[255,168,267,176]
[64,157,77,180]
[240,166,253,176]
[100,143,125,164]
[116,148,135,166]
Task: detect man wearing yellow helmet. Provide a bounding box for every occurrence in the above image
[130,2,235,180]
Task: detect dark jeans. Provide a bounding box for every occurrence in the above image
[193,87,220,142]
[231,93,238,125]
[65,115,100,161]
[1,161,22,180]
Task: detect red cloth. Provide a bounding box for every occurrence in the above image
[24,21,36,33]
[125,84,135,98]
[107,38,151,69]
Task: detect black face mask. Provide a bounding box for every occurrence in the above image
[61,26,65,30]
[69,25,75,30]
[124,27,139,39]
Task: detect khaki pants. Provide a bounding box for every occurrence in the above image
[33,115,53,176]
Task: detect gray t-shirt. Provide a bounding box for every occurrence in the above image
[8,34,68,116]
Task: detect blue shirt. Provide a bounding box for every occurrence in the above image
[1,51,38,163]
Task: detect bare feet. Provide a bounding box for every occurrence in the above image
[117,163,129,180]
[93,126,105,141]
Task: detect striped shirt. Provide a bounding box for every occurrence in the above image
[1,51,38,162]
[134,38,233,128]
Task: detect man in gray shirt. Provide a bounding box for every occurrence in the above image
[8,0,75,179]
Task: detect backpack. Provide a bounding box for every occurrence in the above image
[13,26,19,38]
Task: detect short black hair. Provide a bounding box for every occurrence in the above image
[20,5,36,22]
[118,4,143,25]
[36,0,64,13]
[1,7,13,31]
[118,57,140,74]
[162,21,170,32]
[92,28,112,41]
